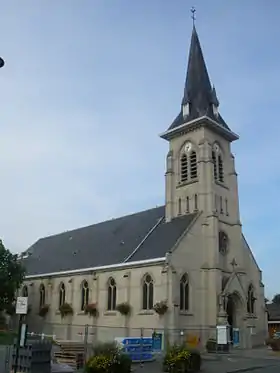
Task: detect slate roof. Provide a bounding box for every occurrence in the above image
[167,26,231,132]
[22,206,197,276]
[267,303,280,321]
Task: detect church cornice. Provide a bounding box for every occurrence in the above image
[160,115,239,142]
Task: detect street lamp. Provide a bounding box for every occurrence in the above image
[0,57,4,68]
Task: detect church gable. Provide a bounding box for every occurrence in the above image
[22,205,198,277]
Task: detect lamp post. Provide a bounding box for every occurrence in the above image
[0,57,4,68]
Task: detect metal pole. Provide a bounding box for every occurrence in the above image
[13,314,23,373]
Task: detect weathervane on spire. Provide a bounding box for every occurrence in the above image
[191,6,196,26]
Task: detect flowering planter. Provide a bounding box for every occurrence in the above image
[116,302,131,316]
[153,301,168,316]
[59,303,73,319]
[38,304,49,318]
[84,303,99,318]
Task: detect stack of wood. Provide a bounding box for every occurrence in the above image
[53,340,85,370]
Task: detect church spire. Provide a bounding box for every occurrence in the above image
[181,25,213,119]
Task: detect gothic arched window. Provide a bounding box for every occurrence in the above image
[178,198,182,215]
[142,274,154,310]
[186,196,190,213]
[247,284,255,314]
[39,284,45,308]
[180,274,189,311]
[107,277,117,311]
[212,143,224,183]
[181,154,188,182]
[81,281,89,311]
[190,151,198,179]
[194,194,198,211]
[59,283,66,308]
[22,285,28,297]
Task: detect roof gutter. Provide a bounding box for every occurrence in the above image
[24,256,166,280]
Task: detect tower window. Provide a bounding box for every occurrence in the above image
[215,194,218,212]
[178,198,182,215]
[190,151,198,179]
[212,151,217,180]
[218,155,224,182]
[59,283,66,308]
[220,196,223,214]
[186,196,189,213]
[247,284,255,314]
[181,154,188,182]
[39,284,46,308]
[194,194,198,211]
[225,198,229,216]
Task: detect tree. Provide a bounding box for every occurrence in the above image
[0,239,25,312]
[272,294,280,305]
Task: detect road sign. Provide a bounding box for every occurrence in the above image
[16,297,28,315]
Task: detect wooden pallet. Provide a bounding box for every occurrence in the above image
[54,341,85,369]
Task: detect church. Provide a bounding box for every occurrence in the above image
[20,23,267,349]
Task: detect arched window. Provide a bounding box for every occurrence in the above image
[107,278,117,311]
[218,155,224,182]
[142,274,154,310]
[178,198,182,215]
[225,198,229,215]
[190,151,197,179]
[212,151,217,180]
[194,194,198,211]
[22,285,28,297]
[180,274,189,311]
[81,281,89,311]
[59,283,66,308]
[220,196,223,214]
[166,153,172,172]
[39,284,45,308]
[186,196,190,213]
[181,154,188,182]
[247,284,255,314]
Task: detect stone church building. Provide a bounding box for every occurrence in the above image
[21,25,267,348]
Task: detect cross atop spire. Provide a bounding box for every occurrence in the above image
[191,7,196,27]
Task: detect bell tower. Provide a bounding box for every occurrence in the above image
[160,24,240,229]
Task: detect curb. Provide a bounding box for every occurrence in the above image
[226,364,278,373]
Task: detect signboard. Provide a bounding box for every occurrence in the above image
[16,297,28,315]
[152,332,163,352]
[115,337,155,362]
[216,325,227,345]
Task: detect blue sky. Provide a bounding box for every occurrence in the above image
[0,1,279,299]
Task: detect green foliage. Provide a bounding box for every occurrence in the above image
[272,294,280,304]
[38,304,49,318]
[0,240,25,312]
[163,343,201,372]
[116,302,131,316]
[59,303,73,318]
[85,341,131,373]
[153,300,168,316]
[0,330,17,345]
[84,303,98,317]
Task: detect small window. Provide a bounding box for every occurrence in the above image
[107,277,117,311]
[215,194,218,212]
[247,284,255,314]
[142,274,154,310]
[181,154,188,182]
[178,198,182,215]
[190,151,197,179]
[81,281,89,311]
[39,284,45,308]
[220,196,223,214]
[194,194,198,211]
[180,274,189,311]
[218,155,224,182]
[59,283,66,308]
[212,151,217,180]
[225,198,229,215]
[186,197,189,213]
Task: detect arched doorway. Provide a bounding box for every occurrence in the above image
[226,292,244,344]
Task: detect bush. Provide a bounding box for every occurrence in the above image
[38,304,49,318]
[86,341,132,373]
[163,344,201,372]
[116,302,131,316]
[59,303,73,318]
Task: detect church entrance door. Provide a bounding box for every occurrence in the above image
[226,292,243,346]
